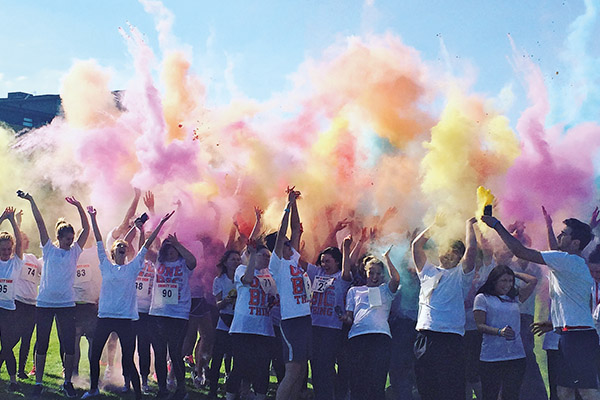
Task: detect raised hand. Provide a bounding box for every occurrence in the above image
[246,238,257,253]
[65,196,82,208]
[383,245,393,259]
[15,209,23,226]
[541,206,553,226]
[16,190,32,201]
[334,218,349,233]
[86,206,97,217]
[143,191,155,212]
[1,206,16,221]
[343,234,353,250]
[166,232,179,245]
[591,206,600,230]
[254,206,264,220]
[359,227,369,243]
[480,215,499,228]
[161,210,175,224]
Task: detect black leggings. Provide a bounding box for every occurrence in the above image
[349,333,391,400]
[134,312,154,381]
[152,316,188,392]
[227,333,273,395]
[479,358,526,400]
[15,301,36,374]
[208,328,233,394]
[0,308,21,376]
[35,306,76,355]
[89,318,140,397]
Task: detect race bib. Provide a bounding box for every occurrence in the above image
[154,283,179,305]
[74,264,92,285]
[312,276,335,293]
[0,279,14,302]
[303,272,313,300]
[257,275,276,295]
[21,262,41,285]
[135,277,151,299]
[368,287,382,307]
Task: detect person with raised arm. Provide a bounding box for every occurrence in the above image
[18,191,89,398]
[223,240,276,400]
[0,207,24,392]
[411,218,477,400]
[473,264,537,400]
[481,210,599,400]
[270,187,311,400]
[150,227,197,400]
[81,207,173,400]
[308,234,352,400]
[340,237,400,400]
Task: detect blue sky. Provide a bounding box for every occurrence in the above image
[0,1,594,125]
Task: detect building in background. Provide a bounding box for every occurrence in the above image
[0,92,62,132]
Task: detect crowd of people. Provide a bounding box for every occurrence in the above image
[0,186,600,400]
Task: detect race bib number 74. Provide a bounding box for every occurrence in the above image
[21,262,41,285]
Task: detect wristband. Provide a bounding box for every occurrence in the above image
[491,220,499,229]
[284,208,290,213]
[497,328,502,336]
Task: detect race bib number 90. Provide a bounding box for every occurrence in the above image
[154,283,178,305]
[0,279,14,302]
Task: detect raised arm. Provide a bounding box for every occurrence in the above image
[481,216,545,265]
[463,218,477,273]
[143,190,155,215]
[113,188,141,239]
[515,271,538,303]
[541,206,558,250]
[18,191,49,245]
[242,242,258,285]
[1,207,23,259]
[341,235,353,282]
[86,206,103,243]
[348,227,368,269]
[411,225,431,273]
[322,219,349,249]
[249,206,263,241]
[165,232,196,270]
[274,187,296,258]
[383,245,400,293]
[66,196,89,249]
[289,189,302,250]
[144,211,174,250]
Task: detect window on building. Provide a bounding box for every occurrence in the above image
[23,117,33,127]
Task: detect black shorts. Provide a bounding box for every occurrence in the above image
[189,297,211,318]
[557,329,600,389]
[280,315,312,363]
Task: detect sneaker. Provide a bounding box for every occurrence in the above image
[183,355,195,369]
[81,389,100,399]
[120,384,130,393]
[17,371,28,380]
[141,383,151,395]
[167,378,177,392]
[31,384,44,397]
[8,382,21,392]
[61,382,77,398]
[28,366,36,376]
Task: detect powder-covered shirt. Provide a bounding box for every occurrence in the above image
[73,246,102,305]
[229,265,276,337]
[307,264,351,329]
[213,273,236,332]
[15,253,42,305]
[37,241,83,308]
[269,249,311,320]
[346,283,396,339]
[541,251,595,328]
[149,257,192,320]
[136,259,155,314]
[473,293,525,362]
[97,241,147,320]
[0,256,24,310]
[416,262,474,336]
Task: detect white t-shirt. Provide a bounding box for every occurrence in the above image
[213,273,236,332]
[229,265,276,337]
[15,253,42,305]
[0,256,24,310]
[307,264,351,330]
[346,283,396,339]
[464,262,495,331]
[149,257,192,320]
[473,293,525,362]
[416,262,474,336]
[73,246,102,304]
[37,241,83,308]
[136,260,155,314]
[541,251,595,328]
[268,250,311,320]
[97,241,147,320]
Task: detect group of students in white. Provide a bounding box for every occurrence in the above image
[0,186,600,400]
